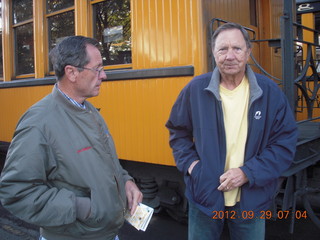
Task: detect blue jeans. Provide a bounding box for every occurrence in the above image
[188,201,265,240]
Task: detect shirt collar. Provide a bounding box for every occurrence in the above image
[57,85,86,109]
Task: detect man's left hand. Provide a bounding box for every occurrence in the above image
[125,180,143,215]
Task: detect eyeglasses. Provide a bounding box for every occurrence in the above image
[76,66,104,76]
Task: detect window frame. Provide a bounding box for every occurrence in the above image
[46,5,75,76]
[0,1,4,81]
[1,0,134,82]
[12,0,35,79]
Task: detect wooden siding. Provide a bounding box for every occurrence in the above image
[202,0,251,26]
[0,0,289,167]
[0,86,52,141]
[90,77,191,166]
[131,0,207,75]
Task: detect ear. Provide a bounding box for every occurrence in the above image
[246,48,252,57]
[64,65,78,83]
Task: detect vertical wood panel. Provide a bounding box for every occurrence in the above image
[2,0,13,82]
[131,0,204,71]
[89,77,191,166]
[75,0,90,36]
[1,0,280,167]
[203,0,251,26]
[162,0,172,66]
[269,0,283,80]
[33,0,46,78]
[0,86,52,141]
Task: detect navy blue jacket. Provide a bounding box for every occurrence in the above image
[166,65,298,217]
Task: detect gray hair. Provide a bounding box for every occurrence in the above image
[49,36,100,80]
[211,22,252,51]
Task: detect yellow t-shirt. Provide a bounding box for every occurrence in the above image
[220,76,249,206]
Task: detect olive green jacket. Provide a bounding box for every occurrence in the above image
[0,85,132,240]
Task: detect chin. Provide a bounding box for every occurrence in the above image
[223,70,240,75]
[88,92,99,98]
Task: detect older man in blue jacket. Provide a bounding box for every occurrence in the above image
[166,23,298,240]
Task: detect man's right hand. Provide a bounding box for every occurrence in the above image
[188,160,199,175]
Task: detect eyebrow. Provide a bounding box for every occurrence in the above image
[91,62,103,68]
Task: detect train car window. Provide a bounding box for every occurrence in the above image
[47,0,74,14]
[92,0,131,66]
[0,0,3,80]
[12,0,34,76]
[15,23,34,75]
[48,12,75,52]
[13,0,33,24]
[47,2,75,72]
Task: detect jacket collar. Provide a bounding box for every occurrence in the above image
[52,84,89,112]
[204,65,263,105]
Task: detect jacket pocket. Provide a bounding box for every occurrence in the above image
[84,178,124,229]
[188,161,221,208]
[189,161,205,203]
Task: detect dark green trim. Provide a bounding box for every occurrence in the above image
[0,66,194,89]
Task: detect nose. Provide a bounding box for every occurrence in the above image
[99,70,107,80]
[226,49,235,60]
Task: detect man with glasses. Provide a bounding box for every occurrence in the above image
[0,36,142,240]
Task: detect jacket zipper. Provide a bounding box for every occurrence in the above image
[89,110,127,214]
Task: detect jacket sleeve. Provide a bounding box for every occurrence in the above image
[121,168,134,184]
[241,93,298,187]
[0,126,77,227]
[165,86,200,175]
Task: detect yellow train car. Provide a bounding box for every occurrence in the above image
[1,0,320,225]
[0,0,283,165]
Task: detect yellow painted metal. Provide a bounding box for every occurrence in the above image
[2,0,13,82]
[0,0,287,166]
[89,76,191,166]
[0,76,189,166]
[75,0,90,36]
[262,0,283,80]
[0,86,52,141]
[33,0,46,78]
[131,0,206,75]
[302,13,316,76]
[104,64,132,70]
[203,0,251,24]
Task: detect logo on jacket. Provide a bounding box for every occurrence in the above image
[77,146,92,153]
[254,111,262,120]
